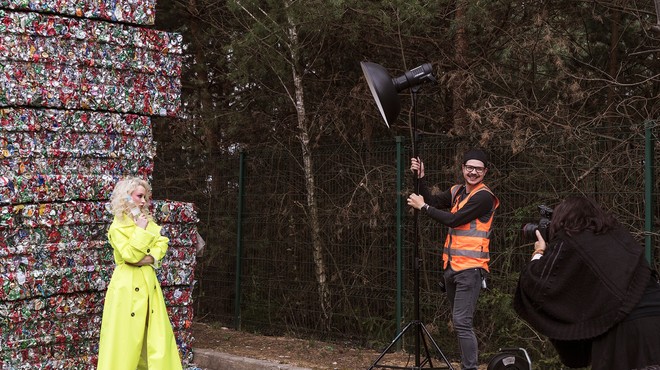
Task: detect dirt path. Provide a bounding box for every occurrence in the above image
[191,322,470,370]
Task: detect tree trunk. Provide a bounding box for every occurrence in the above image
[606,8,620,115]
[284,0,332,330]
[653,0,660,32]
[187,0,221,192]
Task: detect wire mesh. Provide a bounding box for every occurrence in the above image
[153,123,659,360]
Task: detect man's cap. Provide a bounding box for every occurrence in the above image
[463,149,489,167]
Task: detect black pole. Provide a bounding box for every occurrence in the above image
[368,85,453,370]
[411,86,421,367]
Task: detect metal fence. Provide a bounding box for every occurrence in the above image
[153,121,659,364]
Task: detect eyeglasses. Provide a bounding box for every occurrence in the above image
[463,165,485,174]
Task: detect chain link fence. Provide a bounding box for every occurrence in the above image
[153,122,659,364]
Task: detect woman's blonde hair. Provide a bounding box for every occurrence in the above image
[109,176,153,219]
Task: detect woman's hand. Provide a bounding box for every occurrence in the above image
[134,213,148,229]
[534,229,546,253]
[127,255,155,267]
[407,193,426,210]
[140,255,155,265]
[410,157,425,178]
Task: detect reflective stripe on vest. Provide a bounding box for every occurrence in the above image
[443,183,499,272]
[449,222,492,239]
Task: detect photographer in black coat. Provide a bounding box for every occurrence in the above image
[514,196,660,369]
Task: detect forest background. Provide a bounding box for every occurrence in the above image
[148,0,660,367]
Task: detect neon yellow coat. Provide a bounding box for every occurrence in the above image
[97,215,182,370]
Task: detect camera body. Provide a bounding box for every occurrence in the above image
[522,205,553,241]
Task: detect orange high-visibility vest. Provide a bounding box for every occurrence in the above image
[443,182,499,272]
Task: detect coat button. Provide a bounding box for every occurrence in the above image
[147,249,150,253]
[131,312,135,317]
[135,287,139,292]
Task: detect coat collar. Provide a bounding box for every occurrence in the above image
[113,214,136,228]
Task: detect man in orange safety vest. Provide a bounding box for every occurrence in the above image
[408,149,499,370]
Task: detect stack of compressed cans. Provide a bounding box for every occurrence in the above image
[0,1,197,368]
[0,10,181,116]
[0,200,199,368]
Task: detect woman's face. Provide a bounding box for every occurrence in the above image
[130,185,148,208]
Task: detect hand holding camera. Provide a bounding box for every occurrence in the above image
[534,229,546,252]
[523,205,553,259]
[522,205,553,241]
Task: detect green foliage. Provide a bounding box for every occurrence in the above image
[476,287,566,368]
[151,0,660,365]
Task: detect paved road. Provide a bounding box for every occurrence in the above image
[193,349,312,370]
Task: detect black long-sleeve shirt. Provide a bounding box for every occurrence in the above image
[417,178,494,228]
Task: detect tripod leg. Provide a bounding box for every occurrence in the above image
[418,330,434,368]
[368,320,416,370]
[419,324,454,369]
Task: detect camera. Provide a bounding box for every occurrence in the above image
[522,205,553,241]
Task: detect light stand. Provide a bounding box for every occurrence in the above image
[361,61,453,370]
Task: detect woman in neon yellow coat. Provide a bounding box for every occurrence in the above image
[97,177,182,370]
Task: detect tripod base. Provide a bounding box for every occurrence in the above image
[368,320,454,370]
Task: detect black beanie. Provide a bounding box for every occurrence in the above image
[463,149,489,167]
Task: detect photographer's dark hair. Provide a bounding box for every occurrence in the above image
[549,196,618,238]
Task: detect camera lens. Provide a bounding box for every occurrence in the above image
[522,223,538,240]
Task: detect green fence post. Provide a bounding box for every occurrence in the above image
[234,150,246,330]
[645,120,655,263]
[395,136,404,347]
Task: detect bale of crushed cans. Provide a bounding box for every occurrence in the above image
[0,10,182,116]
[0,201,199,368]
[0,0,159,27]
[0,1,198,368]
